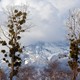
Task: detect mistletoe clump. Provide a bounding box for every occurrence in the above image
[0,9,27,80]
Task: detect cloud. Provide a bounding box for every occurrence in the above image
[22,0,67,43]
[0,0,80,44]
[49,0,75,11]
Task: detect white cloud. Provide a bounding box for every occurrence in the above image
[49,0,75,11]
[0,0,80,44]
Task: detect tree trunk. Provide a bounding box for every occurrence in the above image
[72,60,78,80]
[10,57,14,80]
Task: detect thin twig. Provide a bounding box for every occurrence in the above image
[0,26,10,40]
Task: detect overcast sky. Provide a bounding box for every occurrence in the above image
[0,0,80,44]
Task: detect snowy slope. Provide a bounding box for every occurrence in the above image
[21,41,69,66]
[1,41,80,80]
[0,41,71,79]
[0,41,69,69]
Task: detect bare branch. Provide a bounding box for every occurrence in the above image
[0,26,10,40]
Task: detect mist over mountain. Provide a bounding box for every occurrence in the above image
[19,41,69,66]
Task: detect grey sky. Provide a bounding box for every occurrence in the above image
[0,0,80,44]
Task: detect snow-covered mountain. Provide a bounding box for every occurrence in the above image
[18,41,77,80]
[1,41,80,80]
[19,41,80,80]
[25,41,69,55]
[0,41,69,69]
[21,41,69,67]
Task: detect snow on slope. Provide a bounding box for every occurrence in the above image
[21,41,69,67]
[0,41,70,75]
[0,41,69,69]
[17,41,74,80]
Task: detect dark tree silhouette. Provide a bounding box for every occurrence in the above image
[66,10,80,61]
[66,9,80,80]
[0,9,27,80]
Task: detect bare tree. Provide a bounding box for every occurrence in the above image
[66,9,80,61]
[0,7,28,80]
[66,9,80,80]
[0,69,7,80]
[16,66,36,80]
